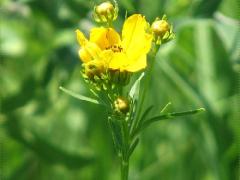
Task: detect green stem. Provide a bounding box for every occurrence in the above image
[110,115,130,180]
[121,159,129,180]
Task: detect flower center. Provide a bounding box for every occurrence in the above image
[106,44,123,53]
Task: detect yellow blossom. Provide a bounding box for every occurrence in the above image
[76,14,153,72]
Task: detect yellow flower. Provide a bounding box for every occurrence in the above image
[76,14,153,72]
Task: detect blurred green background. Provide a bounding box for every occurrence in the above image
[0,0,239,179]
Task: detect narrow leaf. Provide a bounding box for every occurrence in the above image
[129,72,145,100]
[140,105,154,122]
[143,108,205,129]
[108,117,122,152]
[128,138,139,158]
[130,106,154,138]
[59,86,100,104]
[160,102,172,113]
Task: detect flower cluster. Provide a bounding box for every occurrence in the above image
[77,14,153,92]
[76,1,174,108]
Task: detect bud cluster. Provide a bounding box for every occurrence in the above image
[81,64,131,97]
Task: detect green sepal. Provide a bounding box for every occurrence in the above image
[102,83,108,90]
[162,14,167,20]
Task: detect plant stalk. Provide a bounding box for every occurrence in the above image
[121,159,129,180]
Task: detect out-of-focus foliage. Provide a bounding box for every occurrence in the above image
[0,0,239,179]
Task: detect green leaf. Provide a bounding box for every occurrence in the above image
[130,106,154,138]
[218,0,240,19]
[108,117,122,153]
[129,72,145,101]
[59,86,100,105]
[128,138,139,158]
[160,102,172,113]
[140,105,154,123]
[5,114,95,169]
[109,117,124,152]
[142,108,205,130]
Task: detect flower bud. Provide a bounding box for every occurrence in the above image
[151,20,170,36]
[96,2,114,15]
[84,60,105,79]
[151,15,175,45]
[93,1,118,24]
[114,97,129,114]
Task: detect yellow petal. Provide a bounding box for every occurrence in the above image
[109,53,147,72]
[76,29,88,46]
[79,42,102,63]
[100,50,114,64]
[108,52,129,71]
[125,54,147,72]
[122,14,153,61]
[79,48,92,62]
[90,27,121,50]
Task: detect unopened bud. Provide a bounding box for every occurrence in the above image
[151,20,170,36]
[114,97,129,114]
[151,15,175,45]
[84,60,105,79]
[96,2,114,15]
[93,1,118,24]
